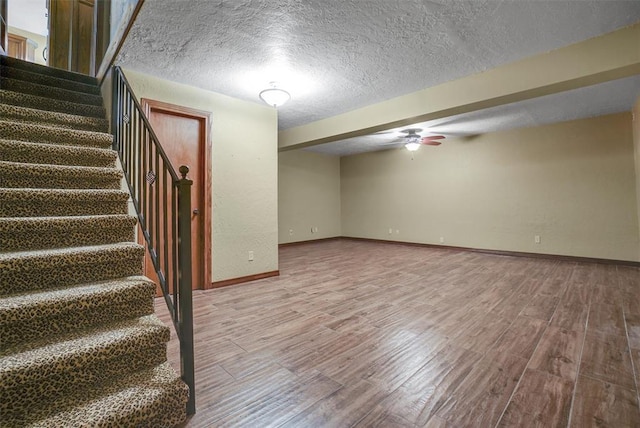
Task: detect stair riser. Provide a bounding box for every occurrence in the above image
[1,226,134,252]
[0,77,103,106]
[0,140,117,168]
[112,387,189,428]
[1,55,97,86]
[0,121,113,149]
[1,291,154,348]
[0,90,106,118]
[6,363,189,428]
[1,344,167,419]
[1,66,101,95]
[0,104,108,133]
[1,253,144,295]
[0,200,129,218]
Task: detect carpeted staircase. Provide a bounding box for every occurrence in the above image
[0,55,189,427]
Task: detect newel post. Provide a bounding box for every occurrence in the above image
[177,165,195,415]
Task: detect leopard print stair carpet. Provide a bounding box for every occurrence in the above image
[0,55,188,427]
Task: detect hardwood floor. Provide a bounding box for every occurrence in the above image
[155,239,640,427]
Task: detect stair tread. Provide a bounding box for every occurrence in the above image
[0,214,136,230]
[1,65,101,95]
[25,362,188,428]
[0,103,108,132]
[0,276,153,318]
[0,188,131,217]
[0,160,123,176]
[0,138,116,156]
[0,242,143,265]
[0,89,106,118]
[1,55,97,85]
[0,161,123,190]
[0,160,122,190]
[0,187,130,201]
[0,214,137,252]
[0,314,167,367]
[0,77,103,106]
[0,119,113,148]
[0,275,155,347]
[0,242,145,296]
[0,243,144,277]
[0,138,117,167]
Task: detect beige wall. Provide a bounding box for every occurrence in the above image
[341,113,639,261]
[633,96,640,255]
[279,150,341,244]
[114,68,279,283]
[100,68,114,123]
[8,26,47,66]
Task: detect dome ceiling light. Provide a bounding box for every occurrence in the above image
[259,82,290,108]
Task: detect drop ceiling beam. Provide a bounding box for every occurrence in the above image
[278,23,640,151]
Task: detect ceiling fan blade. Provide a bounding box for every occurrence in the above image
[421,135,445,141]
[421,140,442,146]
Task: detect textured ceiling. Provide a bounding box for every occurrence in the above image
[116,1,640,154]
[306,75,640,156]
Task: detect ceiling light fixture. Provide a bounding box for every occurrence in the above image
[404,135,421,152]
[259,82,290,107]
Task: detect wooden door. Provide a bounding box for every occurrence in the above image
[48,0,95,74]
[73,0,95,74]
[140,99,212,292]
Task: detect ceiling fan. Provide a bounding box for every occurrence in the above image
[396,128,445,151]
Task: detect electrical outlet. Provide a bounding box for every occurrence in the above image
[314,227,319,233]
[535,235,541,244]
[248,251,254,261]
[440,237,444,244]
[311,227,315,233]
[389,228,393,234]
[289,229,293,236]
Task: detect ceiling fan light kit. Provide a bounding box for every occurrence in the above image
[405,140,421,152]
[398,128,446,152]
[259,82,291,107]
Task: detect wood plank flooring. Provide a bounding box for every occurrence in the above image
[155,239,640,427]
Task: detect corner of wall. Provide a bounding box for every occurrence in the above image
[99,67,114,128]
[632,96,640,260]
[278,150,342,244]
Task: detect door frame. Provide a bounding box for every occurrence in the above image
[0,0,7,55]
[141,98,212,289]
